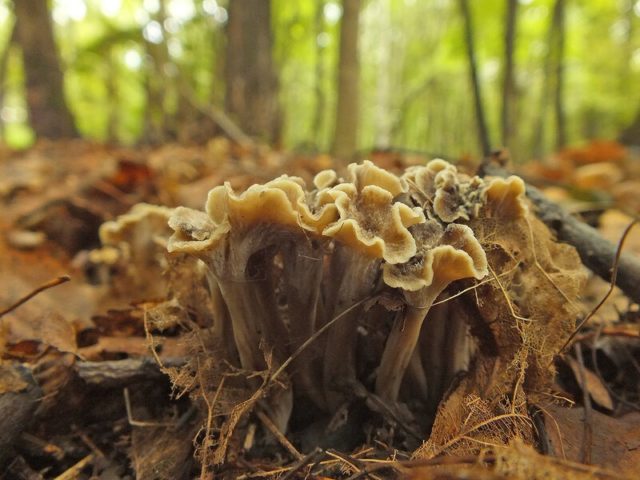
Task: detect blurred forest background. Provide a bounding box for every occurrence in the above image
[1,0,640,162]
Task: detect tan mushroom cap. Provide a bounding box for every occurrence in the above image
[383,223,488,297]
[205,175,338,234]
[404,159,455,199]
[323,182,425,264]
[168,206,223,254]
[313,169,338,190]
[482,175,528,219]
[99,203,174,247]
[347,160,407,196]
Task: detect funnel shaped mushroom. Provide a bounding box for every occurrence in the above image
[480,175,527,219]
[320,161,425,407]
[169,175,339,428]
[404,159,486,224]
[376,222,488,402]
[95,203,174,299]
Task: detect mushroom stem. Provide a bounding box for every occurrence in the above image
[281,238,327,408]
[421,301,471,410]
[203,270,238,364]
[405,349,429,400]
[322,247,380,408]
[375,289,440,402]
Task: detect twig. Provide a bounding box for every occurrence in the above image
[270,295,376,384]
[52,454,94,480]
[590,326,640,411]
[558,218,639,354]
[351,382,423,442]
[75,357,185,387]
[256,409,303,461]
[73,426,105,459]
[179,82,256,149]
[345,454,493,480]
[326,449,383,480]
[199,358,225,480]
[573,344,593,464]
[481,160,640,304]
[279,448,325,480]
[123,388,175,428]
[0,275,70,317]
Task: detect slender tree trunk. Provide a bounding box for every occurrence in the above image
[0,24,16,137]
[554,0,567,150]
[12,0,78,138]
[501,0,518,150]
[620,105,640,146]
[225,0,281,143]
[458,0,491,157]
[106,51,118,144]
[332,0,361,163]
[311,1,326,149]
[531,0,565,158]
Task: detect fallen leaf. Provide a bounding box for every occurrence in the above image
[566,355,614,410]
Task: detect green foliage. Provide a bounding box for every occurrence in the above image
[0,0,639,159]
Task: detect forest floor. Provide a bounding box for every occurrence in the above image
[0,139,639,479]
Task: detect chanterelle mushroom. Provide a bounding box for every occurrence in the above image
[139,157,587,464]
[319,160,425,407]
[377,222,488,402]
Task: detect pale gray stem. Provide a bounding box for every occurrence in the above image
[375,288,439,402]
[322,247,380,409]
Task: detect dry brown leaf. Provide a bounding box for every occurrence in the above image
[565,355,614,410]
[1,311,77,357]
[543,402,640,477]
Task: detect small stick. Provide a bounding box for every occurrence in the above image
[280,448,325,480]
[0,275,70,317]
[256,409,303,461]
[558,218,639,354]
[52,453,94,480]
[573,344,593,464]
[123,388,175,428]
[590,326,640,411]
[270,295,376,384]
[72,426,105,459]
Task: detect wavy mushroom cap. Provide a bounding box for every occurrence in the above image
[99,203,174,247]
[383,223,488,297]
[481,176,528,219]
[323,182,425,264]
[167,206,223,254]
[403,159,456,199]
[313,169,339,190]
[347,160,407,196]
[205,176,338,234]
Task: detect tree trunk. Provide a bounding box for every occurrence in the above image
[12,0,77,138]
[225,0,281,144]
[0,24,16,137]
[501,0,518,150]
[554,0,567,150]
[531,0,566,158]
[311,1,326,149]
[619,106,640,146]
[332,0,361,163]
[458,0,491,157]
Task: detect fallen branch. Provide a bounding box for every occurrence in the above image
[0,365,41,466]
[75,357,185,388]
[179,82,256,150]
[480,159,640,304]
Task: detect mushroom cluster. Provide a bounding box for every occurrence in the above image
[97,158,585,461]
[166,160,536,426]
